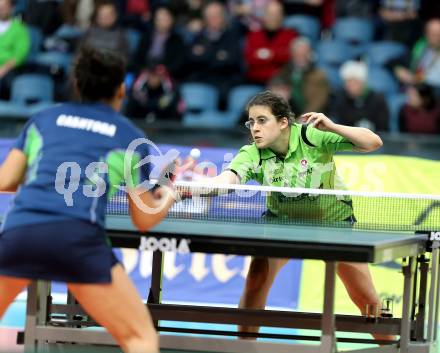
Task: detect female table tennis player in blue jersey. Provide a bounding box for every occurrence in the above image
[203,91,393,342]
[0,46,176,353]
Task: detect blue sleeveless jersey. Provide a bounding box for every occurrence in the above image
[2,102,151,231]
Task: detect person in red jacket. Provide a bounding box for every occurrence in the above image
[244,0,297,84]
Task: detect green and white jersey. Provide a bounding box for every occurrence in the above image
[228,123,355,221]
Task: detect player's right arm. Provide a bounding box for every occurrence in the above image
[128,185,176,232]
[197,147,256,185]
[206,170,240,184]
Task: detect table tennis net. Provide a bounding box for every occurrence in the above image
[107,183,440,232]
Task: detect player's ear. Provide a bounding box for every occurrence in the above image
[280,117,289,129]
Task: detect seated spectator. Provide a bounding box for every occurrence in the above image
[0,0,30,99]
[171,0,205,41]
[274,37,330,114]
[185,1,242,104]
[379,0,422,47]
[330,61,390,132]
[124,64,183,121]
[395,18,440,94]
[24,0,63,36]
[132,5,185,80]
[62,0,95,31]
[122,0,150,30]
[79,0,129,60]
[335,0,378,18]
[228,0,271,33]
[399,83,440,134]
[244,0,297,85]
[283,0,324,18]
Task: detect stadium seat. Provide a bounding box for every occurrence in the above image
[333,17,374,57]
[317,64,343,89]
[33,51,73,75]
[333,17,374,45]
[181,83,219,113]
[11,74,54,104]
[0,74,55,120]
[54,25,83,40]
[125,28,141,59]
[366,41,408,66]
[0,103,31,120]
[27,25,43,61]
[183,110,236,128]
[284,15,320,42]
[228,84,262,119]
[316,40,355,67]
[367,66,399,96]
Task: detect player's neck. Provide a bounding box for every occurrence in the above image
[100,98,121,112]
[269,128,290,157]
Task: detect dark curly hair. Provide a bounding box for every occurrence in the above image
[246,90,296,123]
[73,46,126,102]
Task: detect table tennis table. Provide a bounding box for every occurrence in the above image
[20,212,440,353]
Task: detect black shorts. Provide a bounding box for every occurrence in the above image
[0,219,119,284]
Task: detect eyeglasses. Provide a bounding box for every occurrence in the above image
[244,117,269,129]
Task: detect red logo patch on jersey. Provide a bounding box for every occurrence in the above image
[300,159,308,167]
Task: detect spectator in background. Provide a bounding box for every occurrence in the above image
[395,18,440,95]
[331,61,390,132]
[186,1,242,105]
[0,0,30,99]
[283,0,324,18]
[399,83,440,134]
[121,0,150,30]
[274,37,330,114]
[132,5,185,80]
[24,0,63,36]
[244,0,297,84]
[335,0,378,18]
[228,0,271,33]
[379,0,422,47]
[62,0,95,31]
[171,0,205,42]
[80,0,129,60]
[124,64,183,121]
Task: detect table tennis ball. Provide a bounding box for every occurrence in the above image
[190,148,201,160]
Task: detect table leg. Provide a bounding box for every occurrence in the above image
[24,281,50,352]
[427,244,439,343]
[414,255,429,341]
[149,250,164,327]
[400,257,416,353]
[320,261,336,353]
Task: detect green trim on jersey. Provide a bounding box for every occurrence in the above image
[106,150,142,198]
[23,124,43,183]
[228,124,355,221]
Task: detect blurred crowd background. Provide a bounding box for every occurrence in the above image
[0,0,440,136]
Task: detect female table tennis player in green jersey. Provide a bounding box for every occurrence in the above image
[207,90,392,342]
[0,47,176,353]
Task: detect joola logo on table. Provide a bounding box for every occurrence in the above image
[139,237,191,254]
[430,232,440,241]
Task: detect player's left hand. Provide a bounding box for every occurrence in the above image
[301,112,337,132]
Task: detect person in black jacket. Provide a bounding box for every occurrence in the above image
[131,5,186,80]
[330,61,390,132]
[185,1,243,105]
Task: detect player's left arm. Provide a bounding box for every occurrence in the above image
[0,149,27,191]
[302,112,383,153]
